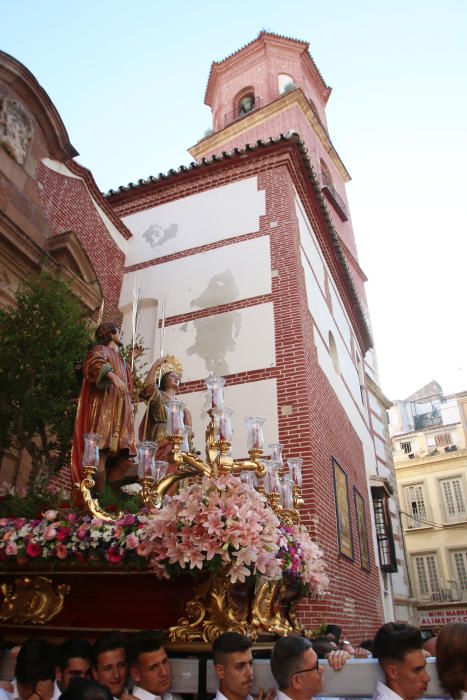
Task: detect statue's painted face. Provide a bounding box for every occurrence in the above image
[163,372,180,390]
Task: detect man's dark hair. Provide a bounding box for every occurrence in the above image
[212,632,252,665]
[373,623,423,663]
[95,322,118,346]
[127,630,165,667]
[311,637,336,659]
[359,639,374,655]
[325,624,342,644]
[15,638,56,685]
[59,678,113,700]
[56,639,93,672]
[271,636,313,691]
[92,632,127,668]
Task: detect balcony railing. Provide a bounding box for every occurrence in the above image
[320,175,349,221]
[223,96,263,128]
[413,410,442,430]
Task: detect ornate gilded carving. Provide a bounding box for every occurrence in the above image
[0,576,70,624]
[0,97,32,164]
[78,466,122,522]
[250,577,306,637]
[251,578,293,637]
[168,571,253,643]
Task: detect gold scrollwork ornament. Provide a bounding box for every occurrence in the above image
[168,570,254,643]
[0,576,70,624]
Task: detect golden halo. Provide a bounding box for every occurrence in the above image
[159,354,183,378]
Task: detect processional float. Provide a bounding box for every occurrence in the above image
[77,371,313,642]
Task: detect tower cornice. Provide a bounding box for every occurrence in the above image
[205,32,331,107]
[190,87,351,182]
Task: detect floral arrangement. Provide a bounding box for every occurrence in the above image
[139,474,282,584]
[0,510,149,566]
[277,524,329,597]
[0,477,328,600]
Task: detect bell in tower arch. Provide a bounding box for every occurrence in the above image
[239,93,255,115]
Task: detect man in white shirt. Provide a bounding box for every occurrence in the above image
[92,632,129,700]
[12,638,56,700]
[212,632,257,700]
[53,638,93,699]
[372,623,430,700]
[127,631,176,700]
[270,635,323,700]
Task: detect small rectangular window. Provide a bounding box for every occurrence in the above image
[371,489,397,573]
[453,551,467,591]
[404,484,428,529]
[435,433,452,447]
[414,553,440,598]
[440,478,466,522]
[401,441,412,454]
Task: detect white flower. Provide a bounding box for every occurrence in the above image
[42,509,58,521]
[121,483,142,495]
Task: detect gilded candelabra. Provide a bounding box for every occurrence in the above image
[78,376,304,527]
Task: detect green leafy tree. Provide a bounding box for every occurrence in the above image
[0,268,93,489]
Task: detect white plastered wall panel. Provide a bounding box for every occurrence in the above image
[328,281,351,353]
[182,379,279,458]
[370,413,385,440]
[300,255,362,409]
[295,200,325,291]
[119,236,271,320]
[161,303,276,382]
[123,177,266,266]
[295,196,362,409]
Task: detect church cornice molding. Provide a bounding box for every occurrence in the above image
[190,87,350,182]
[0,50,78,161]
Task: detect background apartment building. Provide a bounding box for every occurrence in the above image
[389,381,467,630]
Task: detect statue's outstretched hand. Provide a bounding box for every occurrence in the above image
[109,372,128,395]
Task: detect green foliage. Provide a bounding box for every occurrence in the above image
[119,334,148,402]
[0,268,93,486]
[0,488,67,519]
[99,483,141,515]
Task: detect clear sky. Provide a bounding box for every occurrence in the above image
[2,0,466,401]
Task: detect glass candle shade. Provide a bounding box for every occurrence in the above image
[268,443,284,468]
[180,426,190,452]
[245,416,265,450]
[154,460,169,482]
[280,476,294,509]
[264,460,281,494]
[287,457,303,487]
[165,399,185,436]
[137,441,157,478]
[240,471,255,489]
[213,406,233,442]
[82,433,102,468]
[205,374,225,409]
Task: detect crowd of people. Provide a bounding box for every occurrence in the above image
[0,622,465,700]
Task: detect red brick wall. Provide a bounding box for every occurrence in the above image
[259,166,383,640]
[36,162,125,317]
[36,162,128,495]
[111,158,383,640]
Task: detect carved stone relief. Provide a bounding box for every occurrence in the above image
[0,96,33,165]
